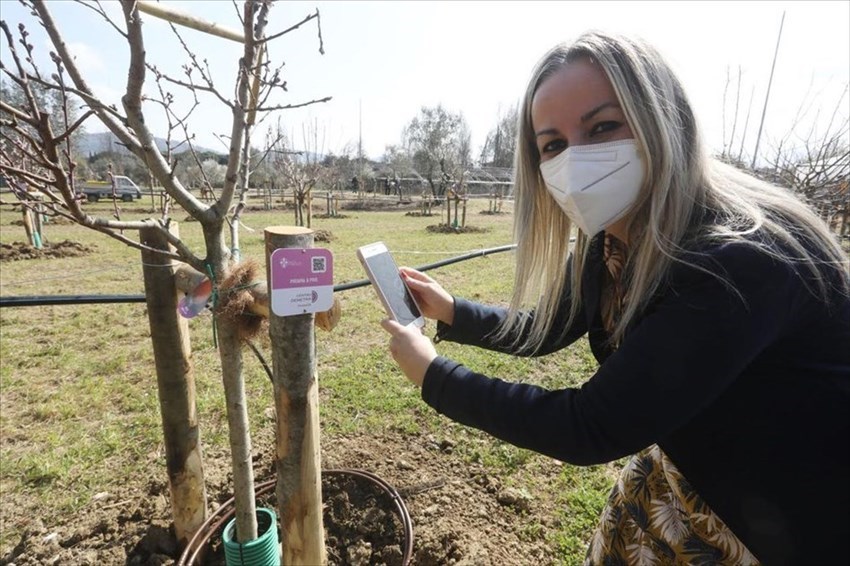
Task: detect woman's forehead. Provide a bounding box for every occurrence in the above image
[531,61,619,124]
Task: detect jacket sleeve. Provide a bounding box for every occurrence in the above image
[434,257,587,357]
[421,242,803,465]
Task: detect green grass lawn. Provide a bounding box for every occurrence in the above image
[0,195,618,564]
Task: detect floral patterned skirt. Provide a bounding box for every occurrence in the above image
[584,445,760,565]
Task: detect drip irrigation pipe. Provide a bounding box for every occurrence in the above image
[0,243,518,308]
[177,469,415,566]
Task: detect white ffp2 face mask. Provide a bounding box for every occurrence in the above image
[539,139,645,236]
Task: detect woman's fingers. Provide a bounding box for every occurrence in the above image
[380,318,405,335]
[399,266,434,283]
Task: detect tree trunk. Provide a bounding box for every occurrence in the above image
[461,198,467,228]
[139,225,208,547]
[454,197,459,227]
[265,226,327,565]
[217,319,258,542]
[306,190,313,228]
[33,203,44,245]
[201,221,259,543]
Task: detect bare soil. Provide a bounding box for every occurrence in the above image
[425,225,489,235]
[0,430,561,566]
[0,240,97,262]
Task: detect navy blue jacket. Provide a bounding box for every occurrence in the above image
[423,234,850,565]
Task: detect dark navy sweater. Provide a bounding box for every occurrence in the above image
[422,234,850,565]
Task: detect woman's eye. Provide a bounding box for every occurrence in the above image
[541,139,567,154]
[590,121,621,137]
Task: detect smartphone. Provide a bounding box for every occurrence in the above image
[356,242,425,328]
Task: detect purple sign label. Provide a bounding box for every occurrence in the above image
[271,248,333,289]
[270,248,334,316]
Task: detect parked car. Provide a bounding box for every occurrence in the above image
[79,176,142,202]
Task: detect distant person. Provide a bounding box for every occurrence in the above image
[379,31,850,565]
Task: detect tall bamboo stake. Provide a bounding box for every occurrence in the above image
[265,226,327,565]
[751,10,786,170]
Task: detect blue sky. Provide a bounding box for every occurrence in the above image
[1,1,847,164]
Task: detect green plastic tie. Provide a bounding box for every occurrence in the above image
[205,262,219,349]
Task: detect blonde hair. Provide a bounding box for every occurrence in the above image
[497,31,850,352]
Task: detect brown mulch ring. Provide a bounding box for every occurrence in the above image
[425,224,490,234]
[314,229,335,243]
[0,240,97,262]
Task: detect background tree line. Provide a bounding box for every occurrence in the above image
[4,74,846,232]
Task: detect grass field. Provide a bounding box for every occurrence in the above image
[0,195,619,564]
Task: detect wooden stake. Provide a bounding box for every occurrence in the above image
[22,208,35,246]
[136,1,244,42]
[265,227,327,566]
[140,224,208,548]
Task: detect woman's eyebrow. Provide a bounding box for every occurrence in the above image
[535,101,622,137]
[535,127,560,138]
[581,101,620,123]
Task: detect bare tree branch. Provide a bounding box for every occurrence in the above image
[261,9,318,44]
[71,0,128,39]
[119,0,207,219]
[253,96,332,114]
[31,0,144,156]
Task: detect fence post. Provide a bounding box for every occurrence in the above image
[264,226,327,565]
[139,224,208,548]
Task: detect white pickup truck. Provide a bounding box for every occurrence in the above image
[79,176,143,202]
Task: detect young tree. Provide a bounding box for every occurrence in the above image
[762,85,849,223]
[321,143,358,192]
[402,104,471,197]
[0,0,329,546]
[381,143,412,199]
[266,118,326,227]
[479,104,518,168]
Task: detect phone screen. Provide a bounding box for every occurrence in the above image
[364,252,422,326]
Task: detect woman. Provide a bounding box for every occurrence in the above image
[379,32,849,565]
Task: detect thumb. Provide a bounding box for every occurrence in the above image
[380,318,405,335]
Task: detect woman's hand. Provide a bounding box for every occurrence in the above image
[380,319,438,387]
[399,267,455,325]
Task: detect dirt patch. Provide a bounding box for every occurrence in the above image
[425,224,490,235]
[11,216,75,226]
[0,430,558,565]
[314,214,352,220]
[341,200,420,212]
[314,229,335,243]
[0,240,97,262]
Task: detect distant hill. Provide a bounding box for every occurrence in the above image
[78,131,221,157]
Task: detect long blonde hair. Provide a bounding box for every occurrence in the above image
[497,31,850,352]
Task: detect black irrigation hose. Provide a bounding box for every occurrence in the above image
[0,294,148,307]
[0,244,518,307]
[334,243,517,291]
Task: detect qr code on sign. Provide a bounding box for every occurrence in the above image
[311,256,327,273]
